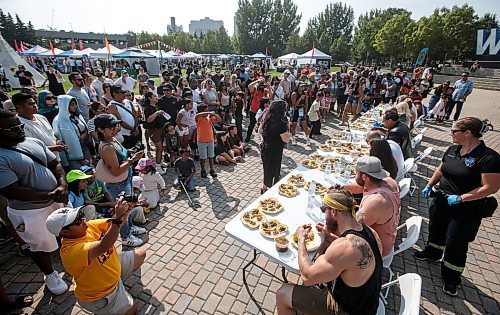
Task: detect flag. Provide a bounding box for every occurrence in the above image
[312,41,315,58]
[79,39,84,50]
[105,37,111,54]
[176,47,181,63]
[71,39,76,50]
[265,47,268,58]
[50,40,55,56]
[413,48,429,70]
[20,41,26,51]
[14,39,20,52]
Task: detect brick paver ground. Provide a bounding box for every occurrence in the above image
[1,88,499,315]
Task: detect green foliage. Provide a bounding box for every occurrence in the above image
[373,11,414,65]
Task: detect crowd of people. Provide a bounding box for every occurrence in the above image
[0,58,498,315]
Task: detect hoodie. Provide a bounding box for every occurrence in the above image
[53,95,88,162]
[37,90,58,115]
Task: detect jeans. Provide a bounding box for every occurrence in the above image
[245,111,257,142]
[106,175,134,239]
[175,176,196,190]
[235,115,243,140]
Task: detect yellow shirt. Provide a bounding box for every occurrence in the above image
[60,219,121,301]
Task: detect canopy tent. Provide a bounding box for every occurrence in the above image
[217,54,231,59]
[0,34,46,89]
[69,48,95,57]
[57,49,81,57]
[277,52,299,61]
[38,48,64,57]
[113,49,159,76]
[297,48,332,68]
[163,50,181,59]
[249,52,267,59]
[113,50,154,59]
[181,51,202,59]
[145,49,171,60]
[90,44,123,58]
[277,52,299,68]
[19,45,48,56]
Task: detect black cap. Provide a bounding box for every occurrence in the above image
[182,88,193,97]
[161,70,171,77]
[94,114,121,128]
[110,85,126,95]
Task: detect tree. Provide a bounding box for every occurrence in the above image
[173,32,193,52]
[267,0,301,56]
[0,11,17,47]
[330,34,351,61]
[410,9,448,62]
[373,11,414,66]
[303,2,354,56]
[284,32,305,54]
[477,13,499,30]
[442,4,477,62]
[215,26,233,53]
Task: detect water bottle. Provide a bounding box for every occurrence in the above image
[325,161,332,177]
[344,166,351,181]
[335,161,341,178]
[307,180,319,221]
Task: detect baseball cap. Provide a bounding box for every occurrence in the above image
[80,165,94,173]
[355,156,390,180]
[146,79,155,84]
[182,88,193,97]
[94,114,122,128]
[132,175,145,192]
[121,70,128,74]
[283,69,291,74]
[135,157,153,171]
[66,169,92,183]
[46,205,94,236]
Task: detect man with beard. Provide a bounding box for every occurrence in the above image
[0,108,69,296]
[91,68,114,98]
[343,156,400,257]
[276,188,383,315]
[67,72,91,121]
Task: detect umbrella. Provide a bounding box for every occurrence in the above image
[20,45,48,56]
[113,49,155,59]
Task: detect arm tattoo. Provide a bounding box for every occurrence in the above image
[350,237,372,269]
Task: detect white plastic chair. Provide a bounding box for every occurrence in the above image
[403,158,418,196]
[413,118,423,130]
[419,127,428,135]
[399,178,411,199]
[411,134,422,150]
[381,273,422,315]
[381,216,423,301]
[414,147,433,164]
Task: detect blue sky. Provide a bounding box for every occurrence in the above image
[1,0,498,35]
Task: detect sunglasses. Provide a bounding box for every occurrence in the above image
[0,123,24,133]
[62,210,84,229]
[451,129,466,134]
[320,205,331,213]
[45,96,55,100]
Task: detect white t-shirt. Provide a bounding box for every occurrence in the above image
[114,77,136,92]
[178,108,197,128]
[18,114,60,161]
[111,100,135,137]
[388,139,405,182]
[91,78,114,97]
[308,100,320,121]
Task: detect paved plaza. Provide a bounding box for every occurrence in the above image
[1,88,499,315]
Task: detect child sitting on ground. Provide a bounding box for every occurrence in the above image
[215,132,239,165]
[66,169,96,219]
[174,148,196,192]
[432,93,448,123]
[130,176,150,222]
[81,165,115,217]
[164,122,179,167]
[227,125,249,158]
[135,158,166,209]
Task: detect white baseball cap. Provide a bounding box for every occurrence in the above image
[46,206,90,236]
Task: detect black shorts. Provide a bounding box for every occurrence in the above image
[291,107,305,123]
[292,285,345,315]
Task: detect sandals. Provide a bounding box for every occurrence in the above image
[4,295,34,312]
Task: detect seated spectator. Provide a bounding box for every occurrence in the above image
[276,188,383,314]
[67,170,92,208]
[81,165,115,217]
[366,131,405,182]
[45,200,146,315]
[174,148,196,192]
[134,158,166,209]
[380,110,411,159]
[227,125,249,158]
[344,156,400,257]
[215,132,238,165]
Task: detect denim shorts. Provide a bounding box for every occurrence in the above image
[197,141,215,159]
[347,95,359,104]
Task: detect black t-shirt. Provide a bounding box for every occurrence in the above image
[387,121,411,159]
[15,70,33,86]
[228,134,242,147]
[157,96,179,124]
[440,142,500,195]
[235,99,244,117]
[212,74,224,89]
[175,157,195,177]
[262,119,288,150]
[171,75,180,87]
[143,105,167,129]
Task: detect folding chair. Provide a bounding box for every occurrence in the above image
[381,273,422,315]
[398,178,412,200]
[381,216,423,302]
[411,134,422,150]
[414,147,433,164]
[403,158,418,196]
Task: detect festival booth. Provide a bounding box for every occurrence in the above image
[69,48,95,58]
[57,49,81,58]
[0,34,46,89]
[90,44,124,59]
[19,45,48,56]
[181,51,202,59]
[297,48,332,69]
[113,49,158,77]
[38,48,64,57]
[276,52,299,71]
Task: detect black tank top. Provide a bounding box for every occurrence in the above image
[331,225,383,315]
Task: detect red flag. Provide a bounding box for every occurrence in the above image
[105,37,111,54]
[312,41,315,58]
[49,40,55,56]
[79,39,84,50]
[20,41,26,51]
[265,47,268,58]
[71,39,76,50]
[14,39,20,52]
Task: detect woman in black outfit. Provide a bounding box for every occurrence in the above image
[259,100,291,193]
[414,117,500,296]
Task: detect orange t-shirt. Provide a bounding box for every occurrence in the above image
[196,115,215,142]
[60,219,121,302]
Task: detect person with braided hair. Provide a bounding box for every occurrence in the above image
[414,117,500,296]
[276,188,383,315]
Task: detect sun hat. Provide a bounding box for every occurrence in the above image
[66,170,92,183]
[135,157,153,171]
[132,175,145,192]
[355,156,390,180]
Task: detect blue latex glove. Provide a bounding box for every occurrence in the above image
[373,121,384,127]
[422,185,432,199]
[447,195,462,206]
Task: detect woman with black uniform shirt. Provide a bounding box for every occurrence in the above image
[143,91,167,174]
[414,117,500,296]
[259,100,292,193]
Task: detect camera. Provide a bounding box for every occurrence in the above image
[118,191,139,203]
[257,84,266,91]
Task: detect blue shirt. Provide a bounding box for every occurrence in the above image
[452,79,473,101]
[69,191,85,208]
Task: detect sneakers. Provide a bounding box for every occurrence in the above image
[443,283,458,296]
[122,234,143,247]
[306,138,311,146]
[200,170,208,178]
[291,137,297,146]
[18,244,31,257]
[44,271,68,295]
[156,164,166,175]
[130,225,146,235]
[210,170,217,178]
[413,249,442,262]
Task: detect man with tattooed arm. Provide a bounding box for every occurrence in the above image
[276,188,383,315]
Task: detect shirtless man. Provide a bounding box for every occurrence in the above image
[344,156,400,257]
[276,188,383,315]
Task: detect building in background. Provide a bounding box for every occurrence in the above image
[189,17,223,36]
[167,17,183,35]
